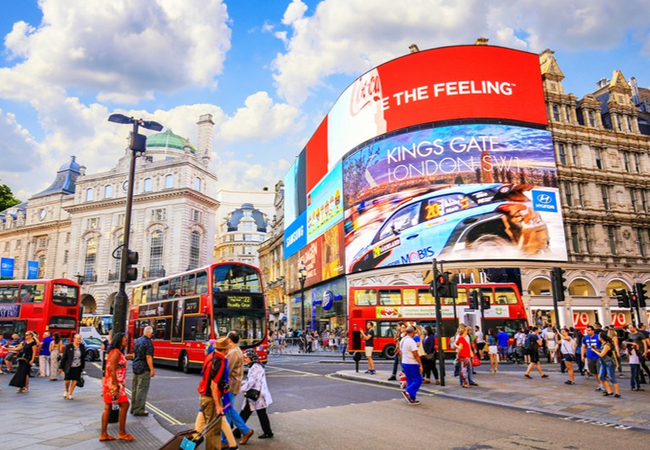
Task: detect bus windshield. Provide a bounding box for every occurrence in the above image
[214,310,266,347]
[213,264,262,293]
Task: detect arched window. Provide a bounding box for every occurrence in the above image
[144,178,153,192]
[149,231,164,276]
[104,185,113,198]
[568,278,597,297]
[85,188,94,202]
[165,174,174,189]
[189,231,201,269]
[606,280,630,297]
[527,277,552,296]
[84,238,97,281]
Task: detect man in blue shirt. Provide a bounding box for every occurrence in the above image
[39,332,53,378]
[131,326,155,416]
[496,327,509,362]
[581,325,603,391]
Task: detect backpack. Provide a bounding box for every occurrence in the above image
[525,334,537,351]
[198,352,227,396]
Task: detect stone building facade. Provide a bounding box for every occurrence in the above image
[0,115,219,314]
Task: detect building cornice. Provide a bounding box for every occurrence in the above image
[64,188,219,213]
[0,219,72,237]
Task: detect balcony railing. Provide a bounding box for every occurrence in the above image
[83,272,98,284]
[108,271,120,281]
[142,267,166,280]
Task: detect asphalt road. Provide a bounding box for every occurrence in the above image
[86,355,650,449]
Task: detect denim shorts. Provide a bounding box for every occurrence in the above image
[599,361,617,384]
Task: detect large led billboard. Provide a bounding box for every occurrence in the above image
[343,123,567,272]
[283,44,566,278]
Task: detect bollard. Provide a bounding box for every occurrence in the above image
[353,351,362,372]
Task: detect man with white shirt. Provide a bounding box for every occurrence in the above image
[399,326,423,405]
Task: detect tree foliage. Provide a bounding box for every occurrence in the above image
[0,182,21,212]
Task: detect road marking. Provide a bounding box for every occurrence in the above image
[266,367,320,377]
[124,387,183,425]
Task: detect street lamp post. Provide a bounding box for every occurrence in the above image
[108,114,163,335]
[298,261,307,331]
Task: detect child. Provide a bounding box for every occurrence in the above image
[627,341,643,392]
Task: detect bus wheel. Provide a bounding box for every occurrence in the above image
[179,352,191,374]
[382,344,396,360]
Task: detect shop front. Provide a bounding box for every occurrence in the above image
[288,277,347,332]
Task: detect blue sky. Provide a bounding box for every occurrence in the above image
[1,0,649,201]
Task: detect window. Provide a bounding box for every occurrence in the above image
[642,190,648,213]
[152,209,166,221]
[584,225,592,254]
[20,284,45,303]
[564,182,572,207]
[379,289,401,305]
[3,242,8,252]
[244,234,252,241]
[588,110,596,127]
[601,185,610,209]
[558,143,567,165]
[0,285,19,303]
[634,153,641,174]
[15,240,21,249]
[182,273,196,296]
[565,106,572,123]
[66,232,70,243]
[169,277,181,298]
[183,315,209,341]
[64,250,69,264]
[37,255,46,278]
[53,284,79,306]
[244,246,252,255]
[552,104,561,121]
[192,210,201,222]
[85,188,94,202]
[494,287,518,305]
[607,225,617,255]
[194,177,201,192]
[104,185,113,198]
[623,151,631,172]
[595,148,603,169]
[637,228,646,257]
[144,178,153,192]
[114,234,123,277]
[354,289,376,306]
[577,183,585,207]
[403,289,417,305]
[630,188,637,212]
[570,225,580,253]
[189,231,200,269]
[571,145,578,166]
[38,237,48,248]
[165,174,174,189]
[149,231,164,275]
[88,218,99,229]
[84,238,97,280]
[196,271,208,294]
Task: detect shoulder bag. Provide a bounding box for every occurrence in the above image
[77,375,85,388]
[244,388,260,401]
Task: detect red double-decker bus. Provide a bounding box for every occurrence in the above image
[0,279,81,340]
[128,262,268,372]
[348,283,529,358]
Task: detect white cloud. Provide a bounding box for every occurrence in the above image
[272,0,650,104]
[0,0,232,103]
[219,91,302,141]
[215,158,292,192]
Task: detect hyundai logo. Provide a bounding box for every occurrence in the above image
[536,194,553,204]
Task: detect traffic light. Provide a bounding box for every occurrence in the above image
[636,283,648,308]
[469,290,479,310]
[431,269,447,297]
[551,267,567,302]
[481,295,491,311]
[125,249,139,282]
[614,289,630,308]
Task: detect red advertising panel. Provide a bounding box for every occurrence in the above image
[306,116,329,193]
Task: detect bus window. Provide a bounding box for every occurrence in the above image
[183,315,209,341]
[213,264,261,293]
[169,277,181,298]
[481,288,495,305]
[378,321,398,338]
[20,284,45,303]
[150,283,159,302]
[379,290,401,306]
[154,318,171,340]
[0,320,27,336]
[49,316,77,329]
[495,287,518,305]
[354,289,376,306]
[418,290,434,305]
[0,285,19,303]
[196,271,208,295]
[132,287,142,305]
[182,274,196,296]
[142,285,152,303]
[456,288,468,305]
[52,284,79,307]
[158,280,169,300]
[403,289,417,305]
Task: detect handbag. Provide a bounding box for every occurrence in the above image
[422,353,435,361]
[471,354,481,367]
[244,388,261,401]
[77,376,85,388]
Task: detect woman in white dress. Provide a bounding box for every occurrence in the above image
[545,327,558,363]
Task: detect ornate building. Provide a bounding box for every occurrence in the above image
[257,181,286,330]
[0,115,219,314]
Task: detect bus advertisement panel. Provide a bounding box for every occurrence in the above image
[129,262,268,372]
[0,279,80,340]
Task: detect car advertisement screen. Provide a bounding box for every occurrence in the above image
[344,123,567,272]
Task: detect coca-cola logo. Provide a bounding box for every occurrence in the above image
[350,70,382,116]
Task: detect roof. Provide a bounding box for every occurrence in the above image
[31,156,81,199]
[146,129,196,153]
[226,203,267,232]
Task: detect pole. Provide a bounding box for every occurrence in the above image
[634,288,642,325]
[300,279,305,332]
[551,269,560,329]
[432,258,446,386]
[480,292,486,337]
[113,121,139,335]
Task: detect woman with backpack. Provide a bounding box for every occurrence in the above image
[593,333,621,398]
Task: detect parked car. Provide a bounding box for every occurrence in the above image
[83,337,103,362]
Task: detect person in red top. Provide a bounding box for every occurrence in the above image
[455,326,474,388]
[100,332,134,442]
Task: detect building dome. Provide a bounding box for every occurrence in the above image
[226,203,267,232]
[31,156,81,199]
[146,129,196,154]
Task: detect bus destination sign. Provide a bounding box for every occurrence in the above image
[227,296,252,308]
